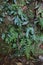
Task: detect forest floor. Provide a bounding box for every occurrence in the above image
[0,54,43,65]
[0,1,43,65]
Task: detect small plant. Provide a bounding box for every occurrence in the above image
[0,0,43,60]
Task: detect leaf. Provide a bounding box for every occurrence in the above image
[20,39,25,46]
[18,8,22,15]
[14,0,17,4]
[40,34,43,42]
[42,12,43,17]
[35,4,39,9]
[38,6,43,14]
[0,17,3,24]
[13,16,22,26]
[26,27,34,38]
[13,43,16,48]
[24,39,32,59]
[5,37,9,44]
[29,10,34,19]
[39,18,43,28]
[8,11,14,15]
[22,21,28,25]
[25,45,30,59]
[16,62,22,65]
[2,33,5,40]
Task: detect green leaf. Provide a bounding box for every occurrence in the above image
[39,18,43,28]
[14,0,17,4]
[2,33,5,40]
[13,16,22,26]
[26,27,34,38]
[40,34,43,42]
[13,43,16,48]
[25,45,30,59]
[0,17,3,24]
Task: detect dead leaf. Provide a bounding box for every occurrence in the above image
[16,62,23,65]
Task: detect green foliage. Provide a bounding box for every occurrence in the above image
[39,18,43,28]
[2,28,18,43]
[0,17,4,24]
[24,39,32,59]
[0,0,43,59]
